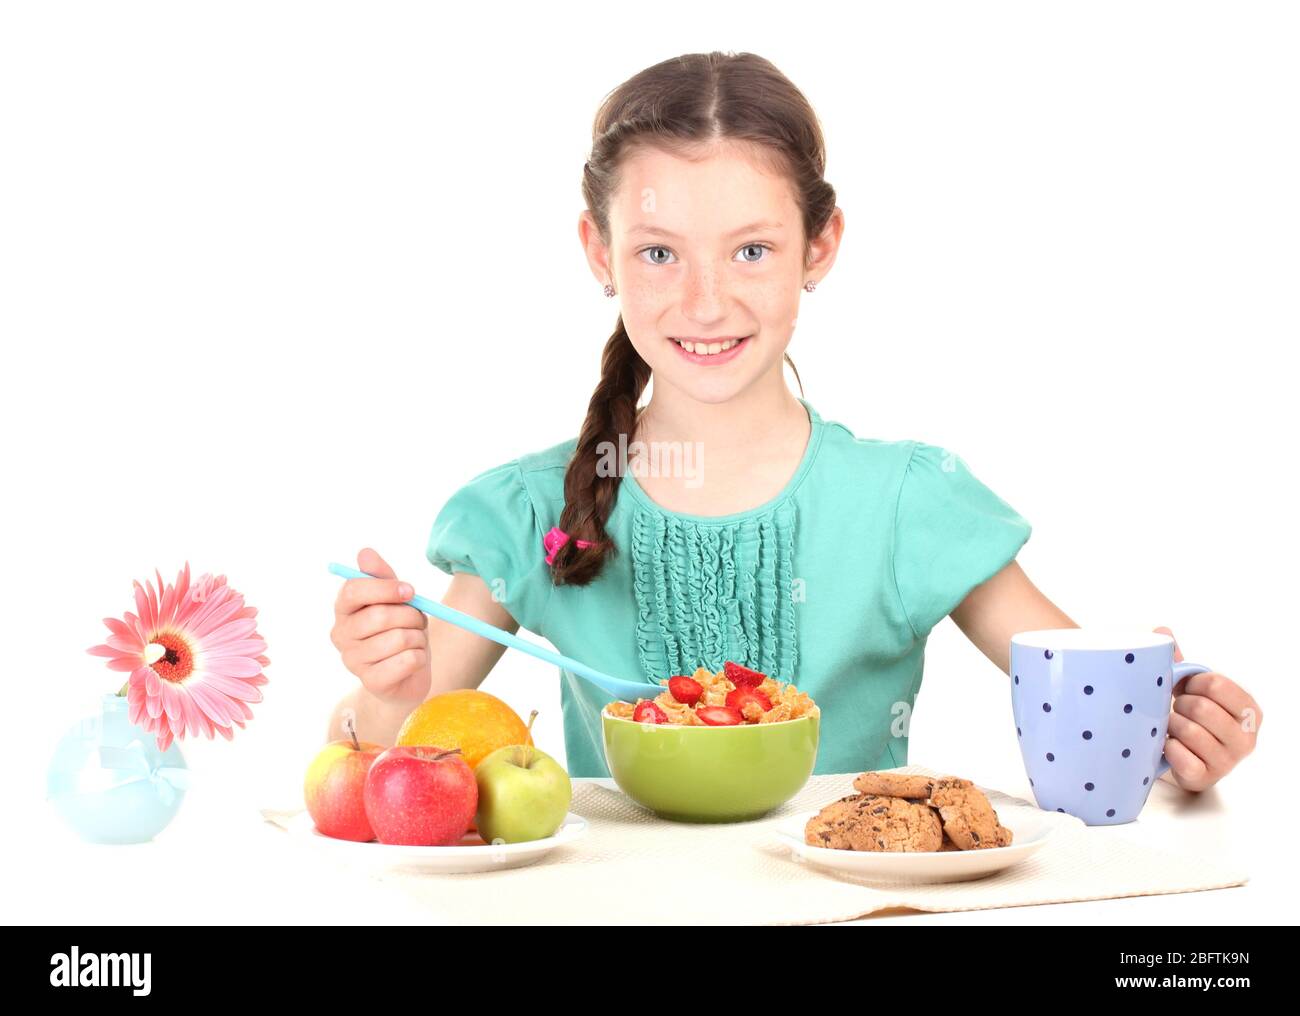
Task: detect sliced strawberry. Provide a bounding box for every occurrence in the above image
[696,705,744,726]
[633,700,668,724]
[668,675,704,705]
[724,660,768,688]
[725,687,773,712]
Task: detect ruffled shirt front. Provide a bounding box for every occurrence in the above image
[629,476,800,698]
[426,398,1032,777]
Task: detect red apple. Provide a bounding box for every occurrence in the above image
[304,717,384,842]
[363,745,478,846]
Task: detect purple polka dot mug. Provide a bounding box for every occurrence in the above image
[1010,628,1212,825]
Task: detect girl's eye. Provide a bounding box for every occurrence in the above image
[635,243,774,266]
[638,245,675,266]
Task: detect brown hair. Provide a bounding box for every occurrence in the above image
[549,51,836,586]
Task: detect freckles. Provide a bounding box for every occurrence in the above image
[624,276,672,307]
[746,276,795,314]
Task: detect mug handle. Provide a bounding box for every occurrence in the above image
[1156,661,1215,779]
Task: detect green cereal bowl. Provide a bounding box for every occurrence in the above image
[601,710,820,822]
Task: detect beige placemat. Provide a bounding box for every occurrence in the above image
[261,765,1249,925]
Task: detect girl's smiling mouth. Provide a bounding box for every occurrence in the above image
[669,335,752,363]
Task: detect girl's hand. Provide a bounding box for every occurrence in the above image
[1153,626,1261,792]
[330,547,432,708]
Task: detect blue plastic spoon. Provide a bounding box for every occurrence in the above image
[328,562,662,702]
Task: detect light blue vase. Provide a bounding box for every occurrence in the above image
[46,692,192,844]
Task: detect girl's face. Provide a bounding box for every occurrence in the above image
[581,141,841,407]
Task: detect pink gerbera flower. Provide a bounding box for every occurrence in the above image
[86,562,269,752]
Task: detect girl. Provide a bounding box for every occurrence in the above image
[328,51,1259,793]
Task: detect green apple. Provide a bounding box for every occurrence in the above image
[474,728,572,845]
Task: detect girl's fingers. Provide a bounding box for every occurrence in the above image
[1175,672,1260,734]
[1166,712,1234,777]
[1173,691,1249,753]
[350,626,428,667]
[333,548,413,615]
[336,577,414,615]
[1163,734,1211,789]
[358,547,395,578]
[365,647,427,692]
[349,603,427,641]
[1153,626,1183,662]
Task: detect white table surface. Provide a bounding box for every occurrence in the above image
[11,754,1285,926]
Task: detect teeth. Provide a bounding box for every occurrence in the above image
[674,338,742,355]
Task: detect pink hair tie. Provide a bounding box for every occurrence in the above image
[543,525,595,566]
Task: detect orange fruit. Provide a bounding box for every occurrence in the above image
[395,689,533,770]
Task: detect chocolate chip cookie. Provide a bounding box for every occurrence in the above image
[852,771,940,799]
[804,793,944,852]
[927,777,1013,850]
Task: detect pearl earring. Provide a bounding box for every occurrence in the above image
[804,280,817,292]
[603,283,616,297]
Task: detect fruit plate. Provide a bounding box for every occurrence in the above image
[773,805,1066,884]
[286,811,588,873]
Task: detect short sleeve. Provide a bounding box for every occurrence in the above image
[891,441,1032,639]
[425,460,554,635]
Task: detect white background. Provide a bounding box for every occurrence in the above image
[3,1,1295,924]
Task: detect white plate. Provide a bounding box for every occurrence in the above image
[774,805,1067,884]
[286,811,588,873]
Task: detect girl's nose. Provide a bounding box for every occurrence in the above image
[681,265,728,317]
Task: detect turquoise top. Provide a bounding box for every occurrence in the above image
[426,398,1032,777]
